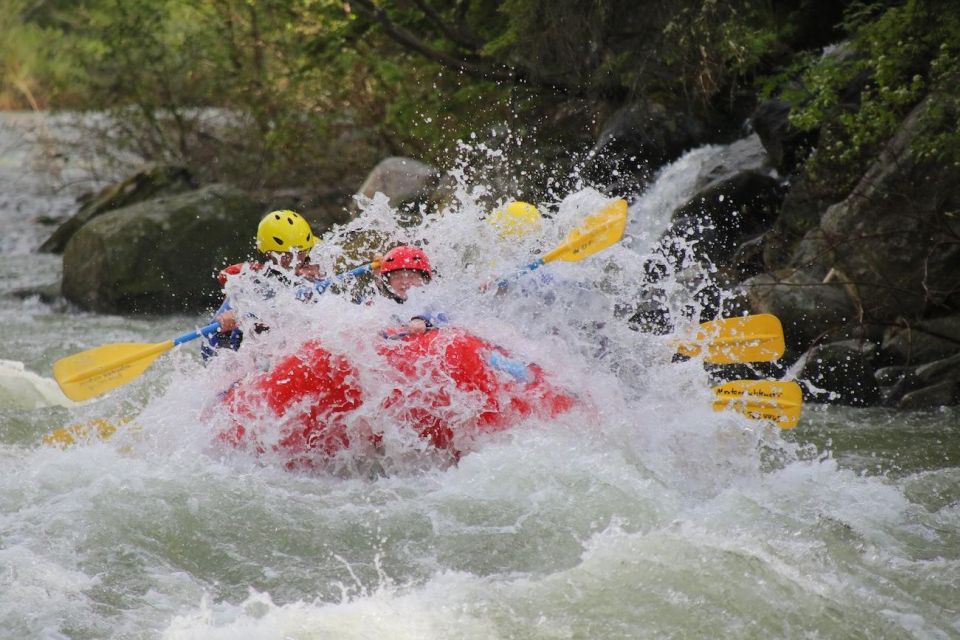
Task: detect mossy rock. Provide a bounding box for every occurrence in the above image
[62,184,265,314]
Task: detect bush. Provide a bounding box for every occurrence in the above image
[785,0,960,190]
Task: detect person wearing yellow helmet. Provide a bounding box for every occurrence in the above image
[486,201,543,239]
[204,210,323,358]
[254,209,321,277]
[485,200,611,360]
[479,200,548,296]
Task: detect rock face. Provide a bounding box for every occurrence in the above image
[761,178,834,277]
[798,341,880,406]
[355,157,439,216]
[39,164,196,253]
[651,134,786,280]
[819,97,960,322]
[739,270,855,354]
[593,100,710,169]
[62,184,265,314]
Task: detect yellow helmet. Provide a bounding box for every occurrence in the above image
[256,210,316,253]
[487,201,542,238]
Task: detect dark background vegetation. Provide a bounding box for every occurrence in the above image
[4,0,956,198]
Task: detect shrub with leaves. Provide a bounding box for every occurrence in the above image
[786,0,960,191]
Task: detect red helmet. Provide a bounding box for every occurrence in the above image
[379,245,432,281]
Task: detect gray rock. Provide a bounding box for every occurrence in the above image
[883,352,960,407]
[914,352,960,387]
[820,95,960,321]
[690,134,772,192]
[899,380,960,410]
[823,339,879,365]
[354,157,439,223]
[62,184,265,314]
[649,135,785,277]
[879,367,922,408]
[874,365,917,386]
[593,100,709,168]
[799,342,881,406]
[881,315,960,365]
[738,270,855,352]
[39,164,195,253]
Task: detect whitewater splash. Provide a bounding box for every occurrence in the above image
[0,359,76,409]
[4,118,958,638]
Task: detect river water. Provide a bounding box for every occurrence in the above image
[1,112,958,639]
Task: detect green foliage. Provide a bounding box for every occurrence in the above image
[660,0,780,106]
[23,0,954,197]
[785,0,960,190]
[0,0,83,108]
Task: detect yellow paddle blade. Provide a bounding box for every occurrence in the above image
[712,379,803,429]
[53,340,174,402]
[542,198,628,264]
[42,417,128,448]
[675,314,785,364]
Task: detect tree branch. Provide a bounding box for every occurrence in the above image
[408,0,482,51]
[350,0,522,83]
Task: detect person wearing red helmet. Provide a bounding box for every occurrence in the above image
[371,245,447,336]
[376,245,431,299]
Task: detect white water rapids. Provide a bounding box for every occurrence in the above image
[1,113,958,639]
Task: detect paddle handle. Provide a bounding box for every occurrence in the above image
[312,262,377,295]
[172,322,222,346]
[496,258,546,290]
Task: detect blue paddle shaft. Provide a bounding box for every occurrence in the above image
[496,258,545,289]
[314,264,373,293]
[173,322,222,346]
[177,264,373,344]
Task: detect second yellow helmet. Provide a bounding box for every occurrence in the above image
[256,210,316,253]
[487,201,542,238]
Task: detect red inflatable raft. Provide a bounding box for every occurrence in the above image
[218,328,577,466]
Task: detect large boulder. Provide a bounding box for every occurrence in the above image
[880,315,960,366]
[652,134,785,276]
[668,171,784,273]
[62,184,265,314]
[798,341,881,406]
[688,133,772,193]
[39,164,196,253]
[354,157,440,224]
[738,270,855,353]
[820,95,960,322]
[592,100,710,169]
